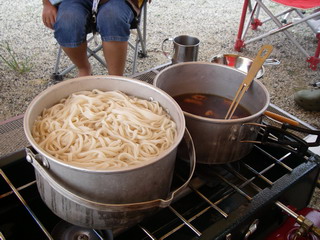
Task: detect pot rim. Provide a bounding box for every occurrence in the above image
[183,78,270,123]
[210,54,265,79]
[23,75,186,173]
[154,62,270,123]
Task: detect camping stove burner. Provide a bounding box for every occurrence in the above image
[51,221,113,240]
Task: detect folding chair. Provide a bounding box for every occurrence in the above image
[51,2,148,81]
[234,0,320,70]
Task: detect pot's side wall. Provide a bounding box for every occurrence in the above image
[187,116,262,164]
[41,149,177,204]
[35,171,159,229]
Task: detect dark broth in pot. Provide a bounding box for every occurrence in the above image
[173,93,251,119]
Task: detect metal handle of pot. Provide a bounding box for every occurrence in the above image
[166,127,196,201]
[264,58,280,66]
[25,128,196,209]
[161,37,174,60]
[241,122,320,156]
[264,111,299,126]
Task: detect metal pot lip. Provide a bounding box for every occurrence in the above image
[182,106,267,123]
[210,54,265,79]
[154,62,270,123]
[23,75,186,173]
[155,61,222,73]
[154,61,253,85]
[183,78,270,123]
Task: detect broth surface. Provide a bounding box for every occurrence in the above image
[173,93,251,119]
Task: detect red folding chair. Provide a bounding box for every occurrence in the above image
[234,0,320,70]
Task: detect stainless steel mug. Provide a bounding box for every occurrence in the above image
[162,35,200,64]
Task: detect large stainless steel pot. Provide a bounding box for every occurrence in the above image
[23,76,186,204]
[154,62,270,164]
[25,128,195,229]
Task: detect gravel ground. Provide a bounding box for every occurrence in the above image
[0,0,319,128]
[1,0,319,207]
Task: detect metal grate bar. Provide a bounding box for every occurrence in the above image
[213,172,253,201]
[153,164,266,239]
[243,163,274,186]
[0,169,53,240]
[225,164,306,228]
[0,180,36,199]
[254,145,293,172]
[189,184,228,218]
[92,230,105,240]
[168,206,202,237]
[139,225,158,240]
[240,145,296,187]
[226,165,263,193]
[198,166,264,212]
[157,199,226,239]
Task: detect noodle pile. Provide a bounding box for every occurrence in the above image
[32,90,177,170]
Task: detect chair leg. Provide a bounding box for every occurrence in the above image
[235,0,261,51]
[131,4,148,75]
[140,3,148,57]
[52,45,77,81]
[132,26,147,75]
[132,42,139,75]
[251,2,262,30]
[234,0,250,51]
[51,46,64,81]
[137,26,147,58]
[86,45,106,67]
[307,33,320,70]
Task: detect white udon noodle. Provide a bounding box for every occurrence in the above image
[31,90,177,170]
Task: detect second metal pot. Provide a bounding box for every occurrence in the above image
[154,62,270,164]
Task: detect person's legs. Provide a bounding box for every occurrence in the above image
[102,41,128,76]
[54,0,92,77]
[97,0,134,76]
[62,42,91,77]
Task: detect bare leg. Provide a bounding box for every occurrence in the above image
[102,41,128,76]
[62,41,91,77]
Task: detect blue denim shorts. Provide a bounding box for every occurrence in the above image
[54,0,135,47]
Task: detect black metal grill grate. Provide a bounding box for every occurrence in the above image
[1,140,318,239]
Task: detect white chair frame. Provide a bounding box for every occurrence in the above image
[235,0,320,70]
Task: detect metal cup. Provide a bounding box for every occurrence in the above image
[162,35,200,64]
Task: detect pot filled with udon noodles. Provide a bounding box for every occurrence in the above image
[24,76,194,229]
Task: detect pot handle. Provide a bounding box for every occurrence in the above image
[161,37,174,60]
[264,58,280,66]
[25,128,196,210]
[241,122,320,156]
[264,111,300,126]
[161,127,196,206]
